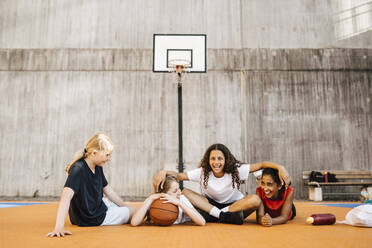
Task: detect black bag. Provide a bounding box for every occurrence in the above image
[327,172,338,182]
[309,171,325,182]
[309,171,338,182]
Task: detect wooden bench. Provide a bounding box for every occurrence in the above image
[302,170,372,201]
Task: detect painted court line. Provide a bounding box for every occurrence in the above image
[0,202,50,209]
[313,203,370,208]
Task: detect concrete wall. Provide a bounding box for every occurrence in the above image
[1,48,371,199]
[0,0,371,49]
[0,48,244,198]
[0,0,371,199]
[240,51,372,199]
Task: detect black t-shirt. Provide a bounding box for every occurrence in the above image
[64,158,108,226]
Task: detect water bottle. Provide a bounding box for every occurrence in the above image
[306,213,336,225]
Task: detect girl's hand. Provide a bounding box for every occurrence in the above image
[46,229,72,237]
[261,213,272,227]
[160,194,180,206]
[149,193,163,201]
[278,166,291,187]
[153,170,167,192]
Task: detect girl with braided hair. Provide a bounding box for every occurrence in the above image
[153,143,290,225]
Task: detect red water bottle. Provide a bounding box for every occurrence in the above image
[324,172,328,183]
[306,213,336,225]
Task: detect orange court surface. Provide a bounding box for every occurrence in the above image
[1,201,371,248]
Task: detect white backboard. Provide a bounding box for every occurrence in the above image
[153,34,207,73]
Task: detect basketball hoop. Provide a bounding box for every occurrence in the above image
[152,35,206,190]
[168,59,191,74]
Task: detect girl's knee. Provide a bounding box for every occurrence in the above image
[246,194,261,209]
[181,188,192,195]
[252,195,261,208]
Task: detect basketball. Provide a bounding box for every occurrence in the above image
[149,199,179,226]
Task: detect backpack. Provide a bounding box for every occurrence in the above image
[309,171,325,182]
[327,172,338,182]
[309,171,338,183]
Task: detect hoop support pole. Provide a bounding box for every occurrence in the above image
[177,74,184,189]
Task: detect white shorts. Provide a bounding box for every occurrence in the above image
[101,198,130,225]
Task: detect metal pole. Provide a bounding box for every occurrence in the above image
[177,74,184,189]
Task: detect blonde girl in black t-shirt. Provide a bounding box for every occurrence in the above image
[47,132,137,237]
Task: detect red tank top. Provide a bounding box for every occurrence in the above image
[256,186,293,220]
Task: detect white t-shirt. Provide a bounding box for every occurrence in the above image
[173,195,194,224]
[187,164,250,204]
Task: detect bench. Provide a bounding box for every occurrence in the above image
[302,170,372,201]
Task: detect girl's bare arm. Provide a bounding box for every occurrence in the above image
[103,185,137,218]
[153,170,189,192]
[270,190,294,225]
[250,162,291,186]
[46,187,74,237]
[130,194,162,226]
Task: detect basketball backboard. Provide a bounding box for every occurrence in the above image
[153,34,207,73]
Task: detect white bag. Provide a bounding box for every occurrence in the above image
[339,204,372,227]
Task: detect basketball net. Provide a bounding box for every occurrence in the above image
[168,59,191,86]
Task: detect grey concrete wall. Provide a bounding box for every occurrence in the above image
[242,71,371,199]
[0,69,181,198]
[1,0,371,199]
[0,0,371,49]
[0,48,371,199]
[0,49,245,198]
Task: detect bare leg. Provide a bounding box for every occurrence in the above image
[229,194,261,217]
[182,188,214,213]
[183,188,249,225]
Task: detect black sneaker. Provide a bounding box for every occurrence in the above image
[219,211,244,225]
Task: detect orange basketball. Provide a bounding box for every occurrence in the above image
[149,199,179,226]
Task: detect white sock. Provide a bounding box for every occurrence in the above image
[209,206,221,218]
[221,206,229,212]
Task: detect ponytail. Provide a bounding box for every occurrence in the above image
[66,150,86,173]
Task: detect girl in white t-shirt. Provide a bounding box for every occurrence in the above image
[131,176,205,226]
[153,143,290,225]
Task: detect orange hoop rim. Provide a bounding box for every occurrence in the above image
[168,59,191,73]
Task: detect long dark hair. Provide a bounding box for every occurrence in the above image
[262,168,285,200]
[199,144,242,189]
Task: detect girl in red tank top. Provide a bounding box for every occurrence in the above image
[256,168,296,227]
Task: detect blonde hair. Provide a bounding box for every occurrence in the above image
[66,132,114,173]
[159,176,179,193]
